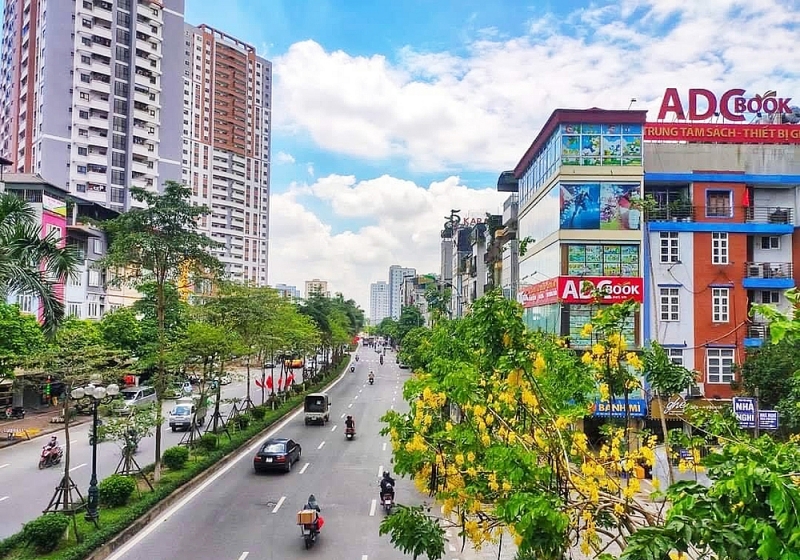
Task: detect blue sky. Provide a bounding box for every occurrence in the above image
[182,0,798,308]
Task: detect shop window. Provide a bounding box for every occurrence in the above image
[659,232,679,263]
[711,288,730,322]
[711,232,728,264]
[706,348,734,384]
[706,190,732,217]
[659,287,680,322]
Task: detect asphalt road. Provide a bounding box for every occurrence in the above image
[0,368,302,539]
[104,350,430,560]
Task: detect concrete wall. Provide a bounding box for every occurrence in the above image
[645,143,800,174]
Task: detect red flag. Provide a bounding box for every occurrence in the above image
[265,376,273,390]
[286,373,295,387]
[278,377,284,390]
[255,378,264,388]
[742,189,751,207]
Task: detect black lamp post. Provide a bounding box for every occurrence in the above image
[70,381,120,522]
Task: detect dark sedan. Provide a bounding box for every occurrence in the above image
[253,438,302,473]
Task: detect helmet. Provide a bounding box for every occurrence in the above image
[50,435,57,441]
[383,471,390,478]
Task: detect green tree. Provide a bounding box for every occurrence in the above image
[0,302,45,380]
[100,307,143,356]
[740,340,800,433]
[375,317,399,341]
[396,305,424,343]
[102,182,222,480]
[424,284,452,324]
[0,193,80,334]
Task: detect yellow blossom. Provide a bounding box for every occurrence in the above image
[534,353,546,374]
[580,322,593,337]
[591,343,605,356]
[652,478,661,491]
[613,503,625,515]
[455,453,465,466]
[581,351,593,365]
[502,333,511,347]
[598,383,610,401]
[480,434,491,446]
[466,466,477,477]
[521,389,539,409]
[445,422,453,432]
[669,552,690,560]
[554,416,570,430]
[502,481,512,492]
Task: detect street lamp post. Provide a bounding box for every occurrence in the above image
[70,381,120,522]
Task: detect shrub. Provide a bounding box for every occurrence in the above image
[233,414,250,430]
[21,513,70,553]
[198,433,218,452]
[250,406,266,420]
[162,445,189,470]
[98,474,136,507]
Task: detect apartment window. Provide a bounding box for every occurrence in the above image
[659,287,680,321]
[711,232,728,264]
[111,170,125,185]
[110,187,125,204]
[711,287,730,323]
[76,183,87,193]
[86,301,100,318]
[659,232,679,264]
[112,134,126,150]
[114,80,129,97]
[113,116,127,133]
[116,12,130,27]
[666,348,684,366]
[79,91,89,101]
[114,63,129,79]
[81,55,91,65]
[706,190,732,217]
[67,303,81,318]
[82,37,92,46]
[760,236,780,250]
[761,290,781,304]
[78,110,89,119]
[88,269,101,287]
[82,18,92,28]
[93,238,103,254]
[80,73,91,83]
[15,294,33,314]
[46,225,62,239]
[77,146,87,156]
[77,165,87,174]
[118,0,131,9]
[706,348,734,384]
[115,45,129,60]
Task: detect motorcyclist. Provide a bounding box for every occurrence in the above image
[345,415,355,432]
[379,355,383,365]
[45,435,59,458]
[380,471,396,500]
[304,494,324,532]
[368,370,375,381]
[355,355,359,362]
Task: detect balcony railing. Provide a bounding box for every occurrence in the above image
[648,205,794,225]
[745,322,770,340]
[744,262,793,278]
[744,206,793,224]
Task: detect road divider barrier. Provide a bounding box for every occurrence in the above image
[0,352,356,560]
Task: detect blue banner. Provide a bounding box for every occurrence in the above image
[592,398,648,418]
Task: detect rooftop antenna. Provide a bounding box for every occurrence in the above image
[627,98,637,110]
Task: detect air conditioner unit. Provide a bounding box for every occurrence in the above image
[748,265,763,278]
[689,383,704,397]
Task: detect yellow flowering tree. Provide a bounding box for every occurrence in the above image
[381,291,662,559]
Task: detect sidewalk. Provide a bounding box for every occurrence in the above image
[445,528,517,560]
[0,408,89,448]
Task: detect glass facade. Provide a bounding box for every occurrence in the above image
[519,241,560,284]
[523,303,560,333]
[518,123,644,208]
[519,184,560,244]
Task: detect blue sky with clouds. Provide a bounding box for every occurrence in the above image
[183,0,800,308]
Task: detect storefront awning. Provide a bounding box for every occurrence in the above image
[648,395,729,421]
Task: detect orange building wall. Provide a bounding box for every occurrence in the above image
[691,181,749,400]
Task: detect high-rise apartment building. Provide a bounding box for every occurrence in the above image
[305,278,329,298]
[0,0,185,210]
[182,24,272,285]
[369,281,390,325]
[388,265,415,320]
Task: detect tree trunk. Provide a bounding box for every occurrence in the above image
[153,280,166,482]
[212,360,223,433]
[62,394,71,510]
[655,388,675,485]
[245,351,252,404]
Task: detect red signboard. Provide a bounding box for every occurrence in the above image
[558,276,644,304]
[657,88,792,122]
[644,122,800,144]
[518,278,558,308]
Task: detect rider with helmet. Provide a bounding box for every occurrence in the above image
[304,494,324,532]
[380,471,396,500]
[345,415,355,431]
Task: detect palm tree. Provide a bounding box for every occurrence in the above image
[0,192,80,335]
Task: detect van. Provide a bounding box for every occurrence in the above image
[117,386,156,414]
[304,393,330,425]
[168,396,206,431]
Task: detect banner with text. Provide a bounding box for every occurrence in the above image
[644,122,800,144]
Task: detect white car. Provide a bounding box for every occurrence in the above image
[214,374,232,386]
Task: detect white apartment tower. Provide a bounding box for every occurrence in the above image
[369,281,390,325]
[0,0,185,209]
[388,265,415,320]
[182,24,272,285]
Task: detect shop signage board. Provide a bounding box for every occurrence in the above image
[558,276,644,304]
[656,88,792,122]
[732,397,780,429]
[592,398,648,418]
[644,123,800,144]
[518,278,559,308]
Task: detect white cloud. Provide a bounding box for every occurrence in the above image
[307,163,315,176]
[273,0,800,172]
[275,151,296,164]
[268,174,506,311]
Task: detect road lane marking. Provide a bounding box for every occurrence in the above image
[391,404,394,409]
[369,499,377,516]
[354,395,358,399]
[237,553,249,560]
[341,413,346,418]
[392,397,396,402]
[317,441,325,450]
[69,463,86,472]
[299,462,309,474]
[362,555,368,560]
[378,465,383,477]
[272,496,286,513]
[0,464,9,469]
[331,425,337,432]
[382,442,387,451]
[0,496,8,502]
[359,389,363,393]
[103,363,354,560]
[348,403,353,408]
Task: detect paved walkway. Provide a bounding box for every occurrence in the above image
[0,407,88,448]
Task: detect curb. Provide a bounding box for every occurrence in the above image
[0,417,91,449]
[85,356,354,560]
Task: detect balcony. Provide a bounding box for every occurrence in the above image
[647,204,795,234]
[744,322,770,348]
[745,206,793,225]
[743,262,795,290]
[645,205,695,222]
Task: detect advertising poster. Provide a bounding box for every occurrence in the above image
[560,123,642,167]
[600,183,641,230]
[560,183,600,229]
[562,135,580,165]
[42,194,67,217]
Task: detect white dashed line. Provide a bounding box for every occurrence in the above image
[369,499,377,516]
[359,389,363,393]
[331,425,337,432]
[69,463,86,472]
[378,464,384,477]
[354,395,358,399]
[0,496,8,503]
[348,403,353,408]
[392,397,396,402]
[272,496,286,513]
[382,442,387,451]
[0,464,9,469]
[299,462,309,474]
[391,404,394,409]
[237,553,249,560]
[317,441,326,450]
[341,413,346,418]
[361,556,368,560]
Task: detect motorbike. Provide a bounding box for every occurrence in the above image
[381,486,395,514]
[350,365,355,373]
[345,425,355,440]
[297,511,323,549]
[38,445,64,469]
[379,356,383,365]
[4,406,25,420]
[355,355,359,362]
[368,376,374,385]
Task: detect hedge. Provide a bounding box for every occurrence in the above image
[0,355,351,560]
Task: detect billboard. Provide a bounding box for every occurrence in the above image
[558,276,644,304]
[559,183,641,230]
[518,278,559,308]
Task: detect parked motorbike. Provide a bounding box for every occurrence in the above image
[3,406,24,420]
[38,445,63,469]
[381,486,395,514]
